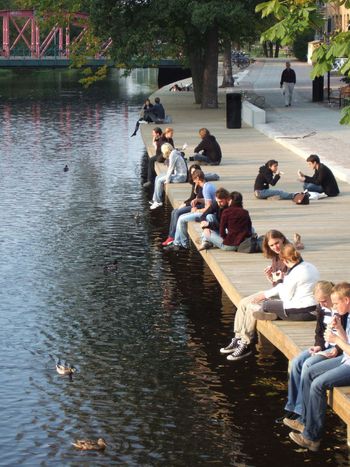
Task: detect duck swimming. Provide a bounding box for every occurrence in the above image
[103,259,118,273]
[55,358,76,376]
[72,438,107,450]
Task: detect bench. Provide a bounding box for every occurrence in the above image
[257,320,350,446]
[327,85,350,107]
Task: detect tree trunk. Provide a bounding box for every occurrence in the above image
[220,39,233,88]
[201,25,218,109]
[274,41,280,58]
[262,41,268,57]
[188,48,203,105]
[268,41,273,58]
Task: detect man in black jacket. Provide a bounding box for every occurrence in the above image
[298,154,339,197]
[190,128,222,165]
[280,61,296,107]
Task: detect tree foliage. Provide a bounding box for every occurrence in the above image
[256,0,350,124]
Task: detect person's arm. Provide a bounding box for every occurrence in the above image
[280,70,285,87]
[219,210,227,239]
[165,151,176,183]
[194,140,205,154]
[269,172,281,186]
[314,308,326,349]
[325,315,350,353]
[292,69,296,84]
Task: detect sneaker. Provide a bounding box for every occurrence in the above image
[252,310,277,321]
[226,342,252,361]
[318,192,328,199]
[162,237,174,247]
[289,432,320,452]
[150,201,163,210]
[275,411,298,424]
[220,337,241,354]
[143,181,152,188]
[283,417,304,432]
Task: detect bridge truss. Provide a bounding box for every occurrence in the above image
[0,9,112,59]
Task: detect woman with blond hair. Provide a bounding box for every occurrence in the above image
[150,143,187,210]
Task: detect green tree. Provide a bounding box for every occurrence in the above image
[255,0,350,124]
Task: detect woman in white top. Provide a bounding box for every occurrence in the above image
[252,244,320,321]
[150,143,187,210]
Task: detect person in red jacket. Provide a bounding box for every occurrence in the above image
[199,191,252,251]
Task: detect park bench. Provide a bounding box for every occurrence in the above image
[257,320,350,446]
[327,85,350,107]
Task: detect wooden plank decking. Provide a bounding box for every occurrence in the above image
[141,86,350,443]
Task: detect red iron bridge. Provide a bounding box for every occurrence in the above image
[0,9,112,67]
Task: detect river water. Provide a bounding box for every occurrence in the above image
[0,68,348,466]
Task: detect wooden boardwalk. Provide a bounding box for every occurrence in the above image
[140,85,350,442]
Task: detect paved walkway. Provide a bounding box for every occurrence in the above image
[141,59,350,306]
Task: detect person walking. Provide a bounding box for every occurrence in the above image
[280,61,296,107]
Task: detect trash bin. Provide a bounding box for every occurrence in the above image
[226,92,242,129]
[312,76,324,102]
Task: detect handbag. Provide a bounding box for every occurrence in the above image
[293,192,310,205]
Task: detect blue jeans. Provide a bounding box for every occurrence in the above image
[255,189,294,200]
[152,174,187,203]
[202,229,237,251]
[192,154,220,166]
[174,212,202,248]
[303,182,323,193]
[300,356,350,441]
[169,206,191,238]
[285,349,328,415]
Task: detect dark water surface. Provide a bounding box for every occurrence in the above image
[0,69,349,466]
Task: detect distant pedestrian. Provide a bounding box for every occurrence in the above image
[280,61,296,107]
[298,154,339,197]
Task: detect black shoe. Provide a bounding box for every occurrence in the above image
[275,411,298,424]
[131,132,137,137]
[220,337,241,354]
[189,156,194,162]
[226,342,252,361]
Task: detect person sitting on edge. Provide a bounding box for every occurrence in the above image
[131,98,154,137]
[150,143,187,210]
[161,164,202,247]
[189,128,222,166]
[254,159,294,200]
[199,191,252,252]
[297,154,339,197]
[198,188,231,250]
[143,127,175,188]
[220,230,293,361]
[149,96,165,123]
[287,282,350,452]
[280,280,347,428]
[164,169,216,250]
[251,244,320,322]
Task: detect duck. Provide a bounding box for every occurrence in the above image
[103,259,118,273]
[63,165,69,172]
[72,438,107,450]
[55,359,76,376]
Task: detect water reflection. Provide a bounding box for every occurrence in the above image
[0,68,349,466]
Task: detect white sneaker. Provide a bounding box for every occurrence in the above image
[318,192,328,199]
[150,201,163,210]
